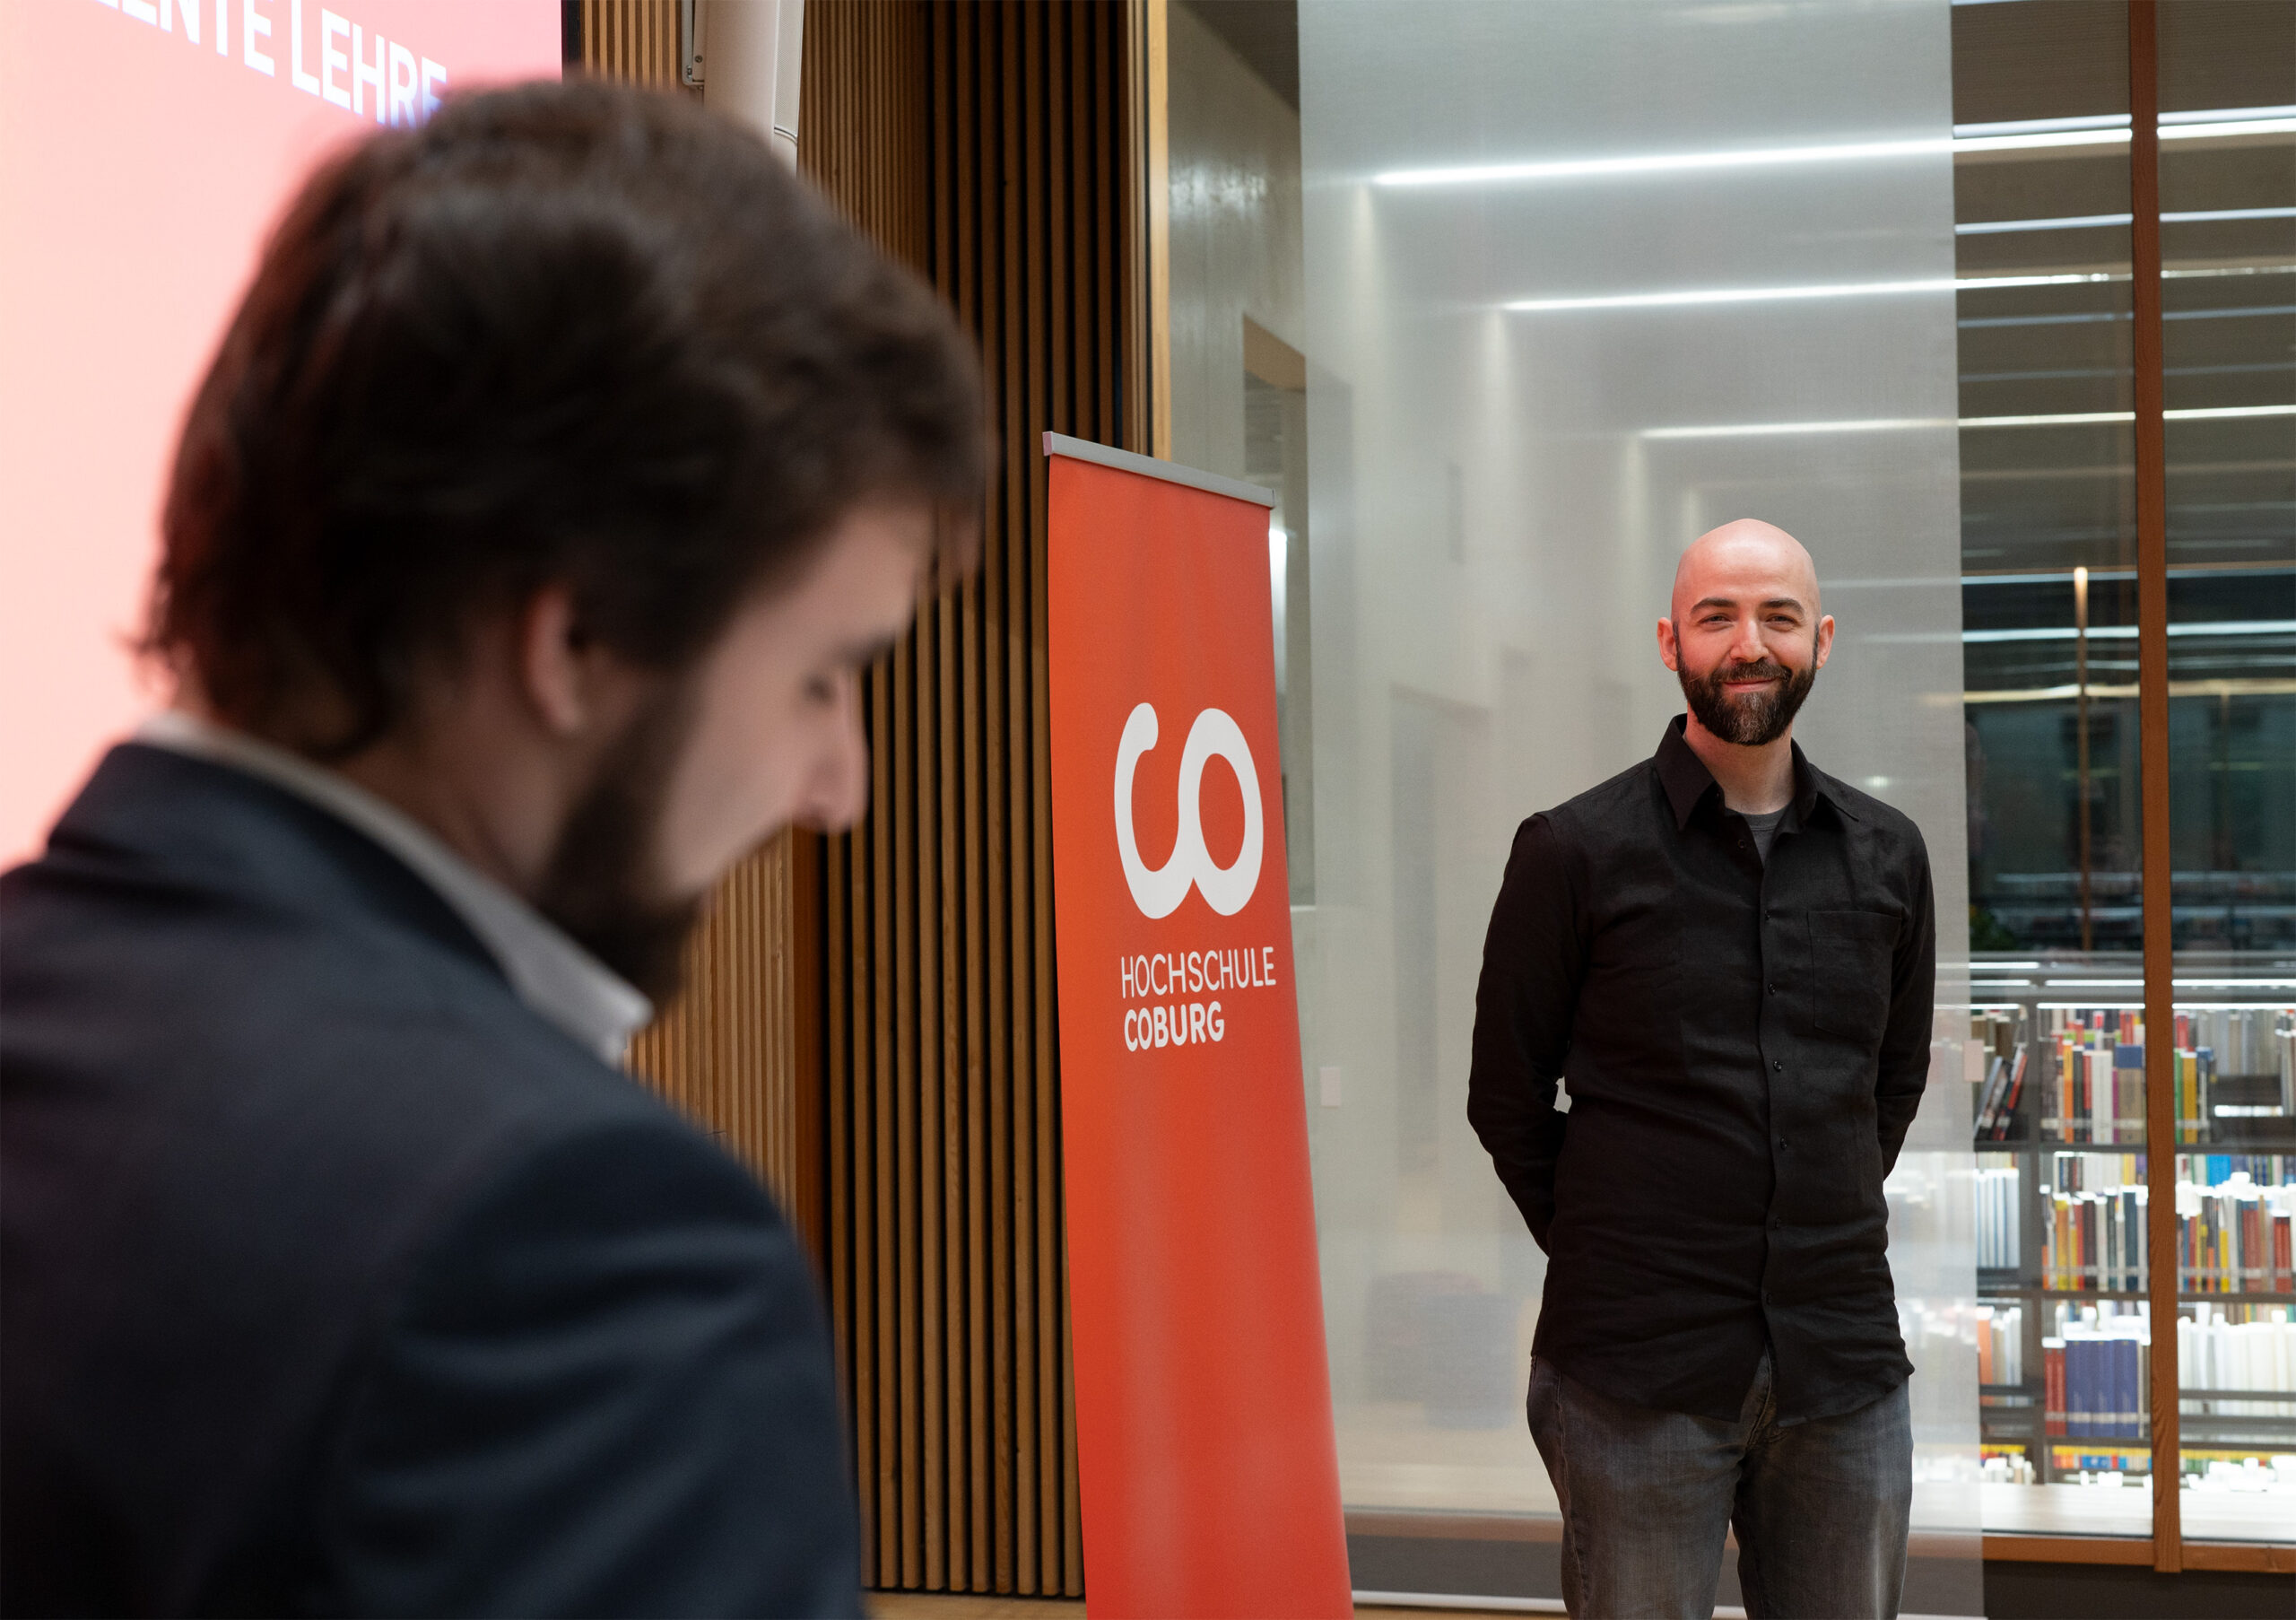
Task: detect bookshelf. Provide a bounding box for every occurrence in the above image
[1965,957,2294,1538]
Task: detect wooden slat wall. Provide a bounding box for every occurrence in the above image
[627,831,823,1260]
[581,0,680,85]
[594,0,1144,1598]
[818,3,1139,1596]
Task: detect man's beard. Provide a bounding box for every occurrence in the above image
[534,684,709,1005]
[1677,644,1817,747]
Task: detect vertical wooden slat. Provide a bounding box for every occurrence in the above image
[828,828,853,1403]
[2127,0,2181,1576]
[851,780,879,1560]
[1142,0,1169,457]
[1019,4,1062,1590]
[917,582,944,1592]
[937,586,968,1591]
[892,631,922,1588]
[974,2,1019,1590]
[998,4,1043,1590]
[789,828,824,1260]
[1094,3,1117,447]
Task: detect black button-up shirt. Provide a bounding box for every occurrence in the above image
[1468,717,1935,1424]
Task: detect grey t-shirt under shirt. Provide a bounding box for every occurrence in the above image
[1743,806,1787,862]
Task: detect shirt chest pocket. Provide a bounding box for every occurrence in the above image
[1806,909,1900,1043]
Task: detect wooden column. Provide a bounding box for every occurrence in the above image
[2126,0,2182,1575]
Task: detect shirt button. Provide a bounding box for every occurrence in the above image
[1768,981,1777,995]
[1772,1058,1784,1071]
[1778,1137,1788,1150]
[1770,1216,1782,1230]
[1761,1291,1774,1304]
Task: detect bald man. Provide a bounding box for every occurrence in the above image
[1468,520,1935,1619]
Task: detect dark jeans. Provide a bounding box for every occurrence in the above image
[1526,1352,1912,1620]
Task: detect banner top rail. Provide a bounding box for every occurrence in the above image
[1042,431,1277,510]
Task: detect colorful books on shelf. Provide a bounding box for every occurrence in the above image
[2043,1325,2150,1441]
[1976,1302,2023,1386]
[1977,1162,2022,1269]
[2174,1171,2296,1295]
[2031,1157,2295,1294]
[1975,1043,2029,1141]
[2178,1303,2296,1411]
[2008,1006,2291,1147]
[2041,1158,2147,1291]
[2038,1009,2146,1145]
[2177,1008,2296,1138]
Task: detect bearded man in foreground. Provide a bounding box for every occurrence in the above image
[1,81,981,1617]
[1468,519,1937,1620]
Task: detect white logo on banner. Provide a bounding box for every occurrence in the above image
[1113,702,1263,919]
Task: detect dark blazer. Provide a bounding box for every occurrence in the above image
[1,745,861,1617]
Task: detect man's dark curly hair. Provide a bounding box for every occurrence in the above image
[148,77,985,757]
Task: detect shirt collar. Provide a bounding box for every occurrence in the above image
[1653,713,1854,832]
[135,710,653,1063]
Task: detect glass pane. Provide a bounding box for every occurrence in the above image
[1952,0,2157,1538]
[1213,1,1979,1609]
[2158,0,2296,1546]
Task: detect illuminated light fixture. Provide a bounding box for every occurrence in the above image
[1372,137,1945,189]
[1965,404,2296,427]
[2163,403,2296,421]
[1641,418,1946,440]
[1507,277,1944,313]
[1504,271,2109,314]
[1959,411,2132,429]
[1372,106,2296,189]
[1952,106,2296,152]
[1952,127,2129,155]
[1508,266,2296,316]
[1961,620,2296,642]
[1957,212,2132,234]
[1959,272,2123,289]
[1952,114,2128,137]
[1955,206,2296,234]
[1639,403,2294,440]
[2161,103,2296,124]
[2161,117,2296,142]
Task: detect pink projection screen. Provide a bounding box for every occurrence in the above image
[0,0,561,862]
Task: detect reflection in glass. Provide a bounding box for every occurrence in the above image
[1272,1,1974,1609]
[2158,0,2295,1543]
[1952,0,2157,1537]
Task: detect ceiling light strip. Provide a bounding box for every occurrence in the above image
[1955,207,2296,234]
[1373,107,2296,190]
[1639,404,2294,440]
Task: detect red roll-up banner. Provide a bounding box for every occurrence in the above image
[1044,434,1350,1618]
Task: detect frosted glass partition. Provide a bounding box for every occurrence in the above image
[1291,2,1979,1609]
